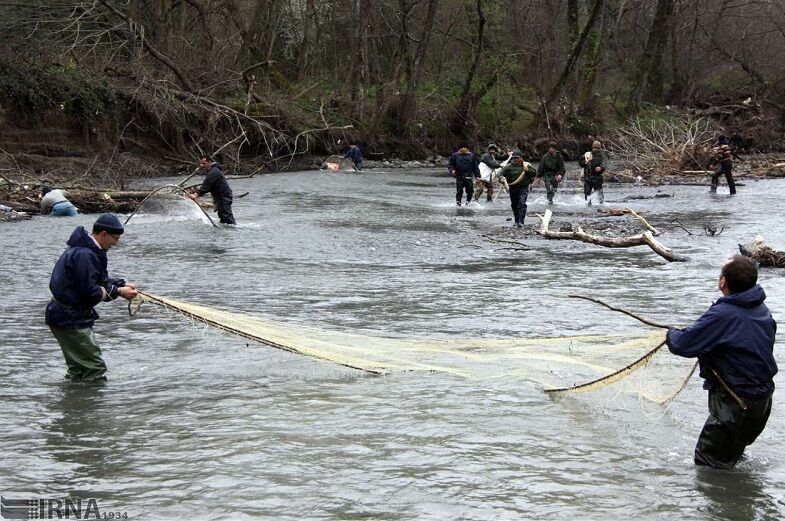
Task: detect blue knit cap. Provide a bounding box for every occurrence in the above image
[92,213,124,235]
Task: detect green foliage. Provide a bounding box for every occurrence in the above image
[0,60,116,125]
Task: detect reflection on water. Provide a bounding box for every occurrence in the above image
[695,466,780,520]
[1,170,784,519]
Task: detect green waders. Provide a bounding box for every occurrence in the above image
[50,327,108,381]
[543,174,559,203]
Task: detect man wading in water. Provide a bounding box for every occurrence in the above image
[537,142,565,204]
[666,256,777,469]
[189,155,236,224]
[448,145,480,206]
[46,214,139,382]
[497,151,537,228]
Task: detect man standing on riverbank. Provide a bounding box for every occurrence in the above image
[537,142,565,204]
[497,151,537,227]
[46,214,139,382]
[189,155,236,224]
[448,145,480,206]
[666,255,777,469]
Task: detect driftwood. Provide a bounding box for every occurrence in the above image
[598,207,661,236]
[537,209,687,262]
[739,237,785,268]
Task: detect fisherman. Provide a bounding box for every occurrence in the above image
[710,144,736,195]
[46,214,139,382]
[666,255,777,470]
[497,151,538,228]
[475,143,510,202]
[448,145,480,206]
[189,155,236,224]
[344,144,364,171]
[537,142,566,204]
[40,185,78,216]
[578,140,607,205]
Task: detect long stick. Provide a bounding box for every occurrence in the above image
[123,184,216,226]
[546,295,672,395]
[568,295,671,329]
[545,340,667,394]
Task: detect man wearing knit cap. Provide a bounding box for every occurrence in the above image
[46,213,139,381]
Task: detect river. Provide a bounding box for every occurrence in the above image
[1,168,783,520]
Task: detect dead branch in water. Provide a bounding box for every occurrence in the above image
[537,209,687,262]
[598,207,661,235]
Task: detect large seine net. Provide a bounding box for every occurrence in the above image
[320,155,358,172]
[132,293,697,404]
[124,185,215,226]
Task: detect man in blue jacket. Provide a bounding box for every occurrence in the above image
[666,255,777,469]
[46,214,139,382]
[448,145,480,206]
[189,155,236,224]
[344,144,363,171]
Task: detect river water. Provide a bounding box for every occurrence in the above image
[1,168,783,520]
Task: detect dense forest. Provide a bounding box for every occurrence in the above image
[0,0,784,176]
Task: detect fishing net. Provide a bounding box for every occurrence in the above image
[124,185,215,226]
[130,293,697,403]
[320,155,357,172]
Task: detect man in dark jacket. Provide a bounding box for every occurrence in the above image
[448,145,480,206]
[537,142,565,204]
[497,151,537,228]
[710,145,736,195]
[189,155,236,224]
[578,140,607,205]
[666,255,777,469]
[46,214,139,381]
[344,144,363,171]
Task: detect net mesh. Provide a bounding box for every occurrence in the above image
[132,293,696,403]
[320,155,357,172]
[124,185,215,226]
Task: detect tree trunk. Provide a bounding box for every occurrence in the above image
[548,0,604,103]
[397,0,439,132]
[629,0,676,104]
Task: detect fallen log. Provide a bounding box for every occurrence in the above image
[598,207,661,236]
[537,209,687,262]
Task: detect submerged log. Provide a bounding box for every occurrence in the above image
[537,209,687,262]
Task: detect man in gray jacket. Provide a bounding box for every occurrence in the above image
[40,185,78,216]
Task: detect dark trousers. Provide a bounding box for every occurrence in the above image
[694,389,772,470]
[509,187,529,225]
[215,196,236,225]
[584,177,604,203]
[456,176,474,204]
[711,166,736,194]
